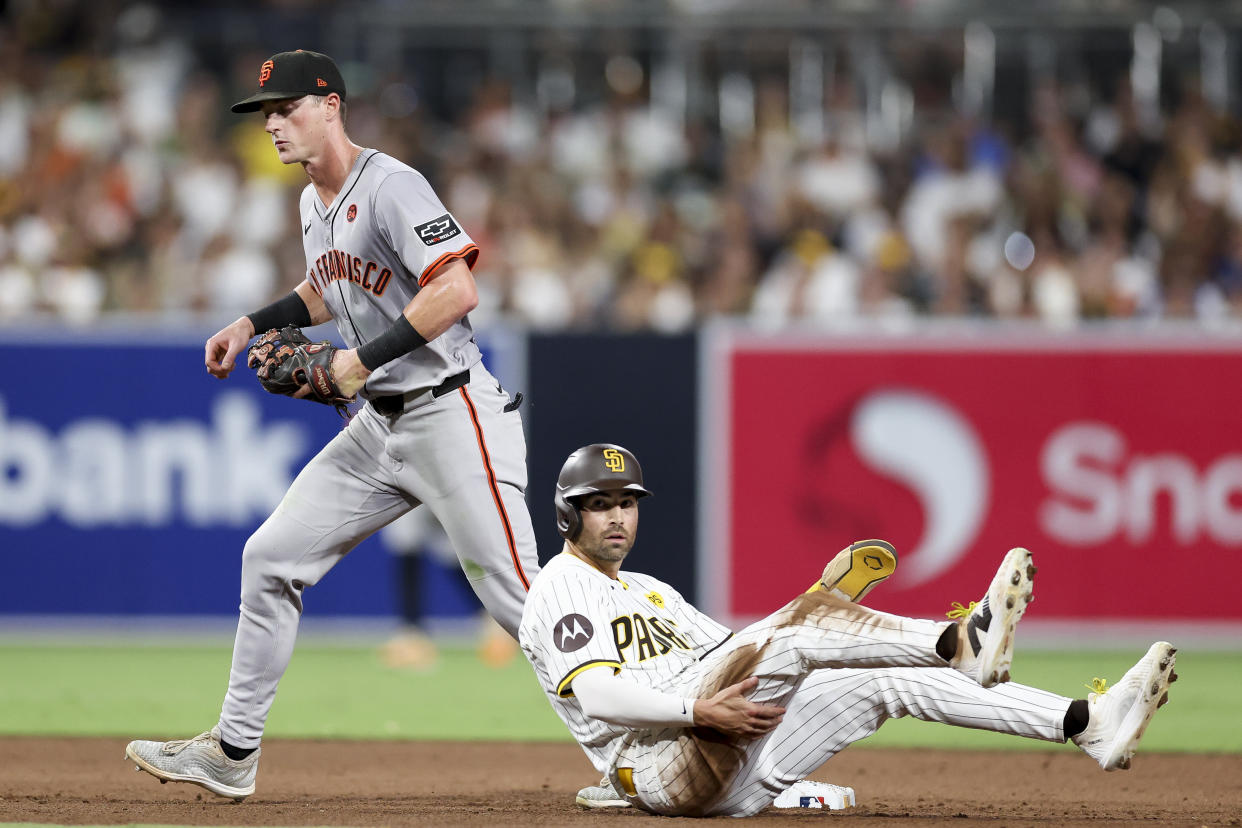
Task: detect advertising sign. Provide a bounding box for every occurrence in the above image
[701,328,1242,628]
[0,323,522,618]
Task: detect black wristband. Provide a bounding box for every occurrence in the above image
[357,315,429,371]
[246,291,312,334]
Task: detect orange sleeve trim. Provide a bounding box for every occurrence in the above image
[459,385,531,591]
[418,243,480,287]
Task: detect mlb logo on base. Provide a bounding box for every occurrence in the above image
[772,781,856,810]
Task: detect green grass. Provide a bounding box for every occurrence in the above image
[0,643,1236,752]
[0,642,568,742]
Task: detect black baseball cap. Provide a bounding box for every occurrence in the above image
[230,50,346,113]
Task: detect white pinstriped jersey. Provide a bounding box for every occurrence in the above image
[571,556,1072,818]
[299,149,481,398]
[518,552,732,773]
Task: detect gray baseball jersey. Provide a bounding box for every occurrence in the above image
[522,563,1071,817]
[216,148,539,750]
[299,149,480,397]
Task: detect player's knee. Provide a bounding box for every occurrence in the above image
[239,526,293,602]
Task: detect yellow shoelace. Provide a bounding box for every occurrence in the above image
[1085,677,1109,695]
[946,600,977,620]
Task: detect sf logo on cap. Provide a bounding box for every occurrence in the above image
[603,449,625,473]
[259,60,274,87]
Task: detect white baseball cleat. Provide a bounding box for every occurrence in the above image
[815,539,898,603]
[575,777,630,809]
[949,547,1036,688]
[125,726,259,802]
[1073,641,1178,771]
[772,780,856,810]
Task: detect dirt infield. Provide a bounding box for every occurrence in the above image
[1,737,1237,826]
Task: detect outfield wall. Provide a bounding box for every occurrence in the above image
[0,323,698,621]
[0,322,526,620]
[3,321,1240,639]
[699,322,1242,637]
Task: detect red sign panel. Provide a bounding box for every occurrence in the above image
[718,339,1242,622]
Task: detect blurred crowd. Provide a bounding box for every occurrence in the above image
[4,5,1242,329]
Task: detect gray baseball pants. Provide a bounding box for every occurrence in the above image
[217,363,538,747]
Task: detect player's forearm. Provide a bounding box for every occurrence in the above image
[355,260,477,371]
[573,667,696,730]
[295,281,332,325]
[244,282,329,335]
[403,259,478,340]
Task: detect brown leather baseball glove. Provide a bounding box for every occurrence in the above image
[246,326,355,414]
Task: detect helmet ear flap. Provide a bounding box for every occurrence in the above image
[554,489,582,541]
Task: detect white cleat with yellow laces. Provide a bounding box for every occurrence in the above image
[1073,642,1178,771]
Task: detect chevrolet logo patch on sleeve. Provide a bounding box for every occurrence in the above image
[414,213,462,246]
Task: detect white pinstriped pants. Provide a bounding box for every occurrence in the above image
[611,592,1070,817]
[217,364,538,748]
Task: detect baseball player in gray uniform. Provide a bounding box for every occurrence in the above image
[125,50,538,800]
[521,443,1179,818]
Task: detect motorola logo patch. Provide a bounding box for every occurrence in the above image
[552,613,594,653]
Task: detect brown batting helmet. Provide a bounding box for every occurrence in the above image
[554,444,652,541]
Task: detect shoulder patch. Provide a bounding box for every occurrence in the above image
[552,613,595,653]
[646,591,665,609]
[414,213,462,246]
